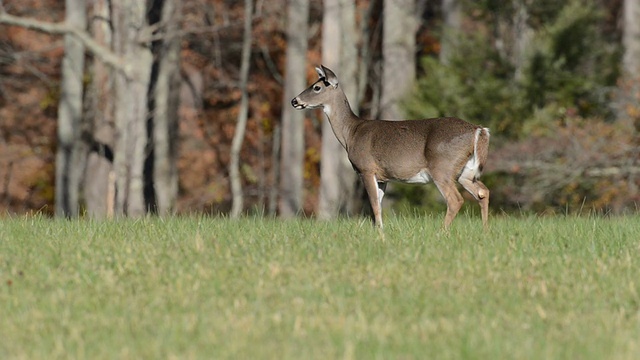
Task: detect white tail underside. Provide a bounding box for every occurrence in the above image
[459,127,488,182]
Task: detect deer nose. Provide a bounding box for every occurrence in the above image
[291,98,299,107]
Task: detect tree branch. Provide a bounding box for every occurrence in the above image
[0,11,132,77]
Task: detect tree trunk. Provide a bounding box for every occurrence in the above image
[381,0,417,120]
[55,0,86,218]
[229,0,253,218]
[149,0,181,215]
[440,0,461,65]
[622,0,640,78]
[279,0,310,218]
[513,0,533,81]
[112,0,153,217]
[84,0,115,218]
[379,0,417,213]
[318,0,359,220]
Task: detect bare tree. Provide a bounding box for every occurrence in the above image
[150,0,181,215]
[377,0,419,212]
[84,0,116,218]
[512,0,533,81]
[440,0,461,65]
[0,0,182,218]
[381,0,417,120]
[622,0,640,78]
[55,0,86,218]
[112,1,153,217]
[279,0,310,218]
[318,0,359,220]
[229,0,254,218]
[618,0,640,132]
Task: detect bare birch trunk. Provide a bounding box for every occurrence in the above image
[151,0,181,215]
[513,0,533,82]
[381,0,417,120]
[84,0,115,218]
[112,0,153,217]
[440,0,460,65]
[622,0,640,78]
[378,0,418,212]
[55,0,86,217]
[279,0,309,218]
[318,0,359,219]
[621,0,640,204]
[229,0,253,218]
[618,0,640,131]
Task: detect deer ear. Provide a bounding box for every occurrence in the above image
[315,66,326,79]
[321,65,339,88]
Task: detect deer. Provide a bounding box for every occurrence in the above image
[291,65,490,230]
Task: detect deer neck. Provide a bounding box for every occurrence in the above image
[322,89,360,149]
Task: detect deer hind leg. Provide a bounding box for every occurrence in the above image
[434,179,464,230]
[458,175,490,229]
[362,173,384,228]
[477,181,489,228]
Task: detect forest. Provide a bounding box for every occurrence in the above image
[0,0,639,218]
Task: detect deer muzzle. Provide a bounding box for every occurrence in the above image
[291,97,306,109]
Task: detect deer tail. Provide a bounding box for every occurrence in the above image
[474,127,490,178]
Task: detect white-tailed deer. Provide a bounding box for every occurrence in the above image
[292,65,490,230]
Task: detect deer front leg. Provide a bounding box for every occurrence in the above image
[361,173,384,228]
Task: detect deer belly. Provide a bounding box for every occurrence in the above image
[402,169,432,184]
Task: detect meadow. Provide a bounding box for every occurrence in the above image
[1,214,639,359]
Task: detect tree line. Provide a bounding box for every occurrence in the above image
[0,0,638,218]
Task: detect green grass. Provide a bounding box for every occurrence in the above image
[1,214,639,359]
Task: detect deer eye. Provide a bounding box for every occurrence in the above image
[313,85,322,92]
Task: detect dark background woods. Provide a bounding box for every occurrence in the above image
[0,0,639,218]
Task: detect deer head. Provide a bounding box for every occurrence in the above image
[291,65,340,110]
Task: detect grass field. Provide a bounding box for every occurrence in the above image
[1,214,639,359]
